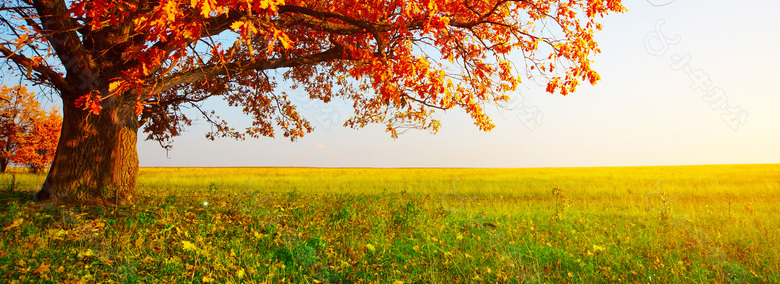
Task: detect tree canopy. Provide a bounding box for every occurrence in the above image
[0,0,624,204]
[0,85,61,173]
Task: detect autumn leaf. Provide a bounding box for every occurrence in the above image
[108,81,122,94]
[48,228,67,240]
[74,93,102,115]
[182,240,198,252]
[33,263,50,275]
[2,218,23,232]
[191,0,216,18]
[135,101,144,116]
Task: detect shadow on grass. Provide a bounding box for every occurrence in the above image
[0,189,34,211]
[0,171,44,211]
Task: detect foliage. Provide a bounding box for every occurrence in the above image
[0,165,778,282]
[0,85,61,173]
[1,0,625,143]
[3,0,625,204]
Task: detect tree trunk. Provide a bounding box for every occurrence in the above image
[1,139,12,173]
[34,94,139,205]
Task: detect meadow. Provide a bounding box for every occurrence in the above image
[0,164,778,283]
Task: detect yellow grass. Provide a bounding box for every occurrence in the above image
[1,164,778,283]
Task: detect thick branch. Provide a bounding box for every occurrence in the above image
[278,5,386,32]
[32,0,96,95]
[150,46,346,94]
[0,44,72,93]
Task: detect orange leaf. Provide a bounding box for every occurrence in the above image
[75,93,102,115]
[135,101,144,116]
[34,263,50,275]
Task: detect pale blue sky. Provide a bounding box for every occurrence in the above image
[15,1,780,167]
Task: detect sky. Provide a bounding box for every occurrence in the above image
[14,1,780,168]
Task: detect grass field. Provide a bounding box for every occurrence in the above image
[0,164,778,283]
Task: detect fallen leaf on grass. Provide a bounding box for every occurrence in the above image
[2,218,23,232]
[78,249,95,259]
[33,263,50,275]
[182,240,197,252]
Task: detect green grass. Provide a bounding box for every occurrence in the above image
[0,165,778,283]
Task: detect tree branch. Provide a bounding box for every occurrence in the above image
[0,44,72,93]
[32,0,96,95]
[149,45,346,94]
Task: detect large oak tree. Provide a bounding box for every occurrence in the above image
[0,0,624,205]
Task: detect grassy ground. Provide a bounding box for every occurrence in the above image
[0,165,778,283]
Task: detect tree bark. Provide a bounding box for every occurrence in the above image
[34,94,139,205]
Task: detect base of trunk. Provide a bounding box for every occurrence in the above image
[34,96,139,205]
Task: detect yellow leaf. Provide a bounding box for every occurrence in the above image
[163,0,177,22]
[365,243,375,252]
[2,218,23,232]
[182,240,197,252]
[55,266,64,273]
[592,244,605,252]
[78,249,95,259]
[277,32,293,49]
[109,81,122,93]
[200,0,213,17]
[237,268,245,279]
[48,229,67,240]
[34,263,50,275]
[230,21,244,31]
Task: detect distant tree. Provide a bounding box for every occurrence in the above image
[0,0,624,205]
[0,85,61,173]
[13,108,61,173]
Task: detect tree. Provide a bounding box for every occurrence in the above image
[0,0,624,205]
[13,108,61,173]
[0,85,61,173]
